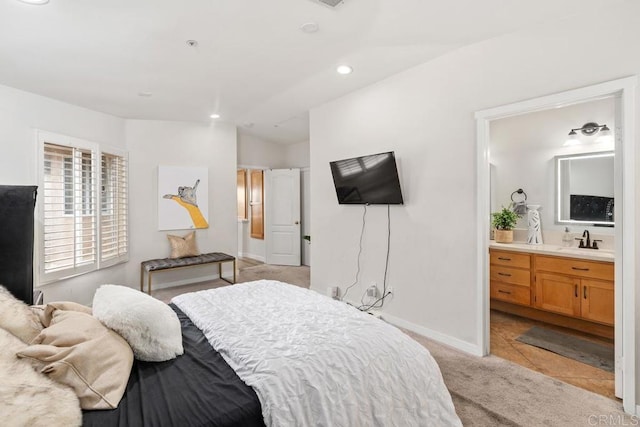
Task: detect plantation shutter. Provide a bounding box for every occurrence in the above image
[42,143,97,279]
[100,152,128,265]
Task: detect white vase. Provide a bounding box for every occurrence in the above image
[527,204,543,245]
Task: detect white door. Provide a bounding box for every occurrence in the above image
[265,168,301,266]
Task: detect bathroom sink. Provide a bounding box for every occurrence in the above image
[556,247,614,256]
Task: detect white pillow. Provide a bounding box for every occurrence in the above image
[92,284,184,362]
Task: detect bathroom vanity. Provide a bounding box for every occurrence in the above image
[489,243,614,338]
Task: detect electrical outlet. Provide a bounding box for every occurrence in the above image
[366,284,378,298]
[327,286,339,298]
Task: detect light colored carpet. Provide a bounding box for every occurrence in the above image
[408,331,630,426]
[153,264,630,426]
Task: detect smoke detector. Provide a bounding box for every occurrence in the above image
[300,22,320,33]
[311,0,345,8]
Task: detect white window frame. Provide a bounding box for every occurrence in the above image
[36,130,129,285]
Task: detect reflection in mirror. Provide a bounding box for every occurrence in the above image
[556,151,614,226]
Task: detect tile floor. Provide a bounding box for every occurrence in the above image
[490,309,616,399]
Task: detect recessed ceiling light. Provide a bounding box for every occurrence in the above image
[17,0,49,4]
[210,114,220,119]
[300,22,319,33]
[336,65,353,75]
[138,92,153,97]
[186,40,199,47]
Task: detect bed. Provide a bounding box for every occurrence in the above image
[7,280,462,426]
[82,305,264,426]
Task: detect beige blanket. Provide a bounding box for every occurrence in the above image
[0,327,81,427]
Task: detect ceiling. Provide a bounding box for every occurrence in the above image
[0,0,621,144]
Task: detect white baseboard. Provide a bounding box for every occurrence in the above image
[239,252,265,262]
[373,311,483,357]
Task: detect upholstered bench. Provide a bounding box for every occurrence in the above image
[140,252,236,294]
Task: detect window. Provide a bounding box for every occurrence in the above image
[39,132,128,283]
[100,152,128,263]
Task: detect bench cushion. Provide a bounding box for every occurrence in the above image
[141,252,235,272]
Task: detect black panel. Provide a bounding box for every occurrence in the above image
[83,305,265,427]
[330,151,404,205]
[0,185,37,304]
[570,194,614,222]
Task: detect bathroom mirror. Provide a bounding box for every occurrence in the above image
[555,151,614,226]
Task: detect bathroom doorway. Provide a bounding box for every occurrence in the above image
[475,77,636,413]
[488,98,616,398]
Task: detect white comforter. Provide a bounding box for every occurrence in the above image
[172,280,461,427]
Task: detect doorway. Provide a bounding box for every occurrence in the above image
[488,98,616,398]
[475,77,636,413]
[237,166,304,267]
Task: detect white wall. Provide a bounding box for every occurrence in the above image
[0,84,128,304]
[238,132,288,168]
[310,1,640,356]
[125,120,238,289]
[285,140,311,168]
[490,97,615,235]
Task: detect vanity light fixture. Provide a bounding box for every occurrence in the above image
[564,122,612,146]
[596,124,613,144]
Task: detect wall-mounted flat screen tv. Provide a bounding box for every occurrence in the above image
[330,151,404,205]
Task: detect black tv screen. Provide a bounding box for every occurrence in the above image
[330,151,404,205]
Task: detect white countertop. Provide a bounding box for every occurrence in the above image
[490,241,615,263]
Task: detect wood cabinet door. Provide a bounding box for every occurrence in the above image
[535,272,580,317]
[237,169,247,220]
[250,170,264,239]
[581,279,615,325]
